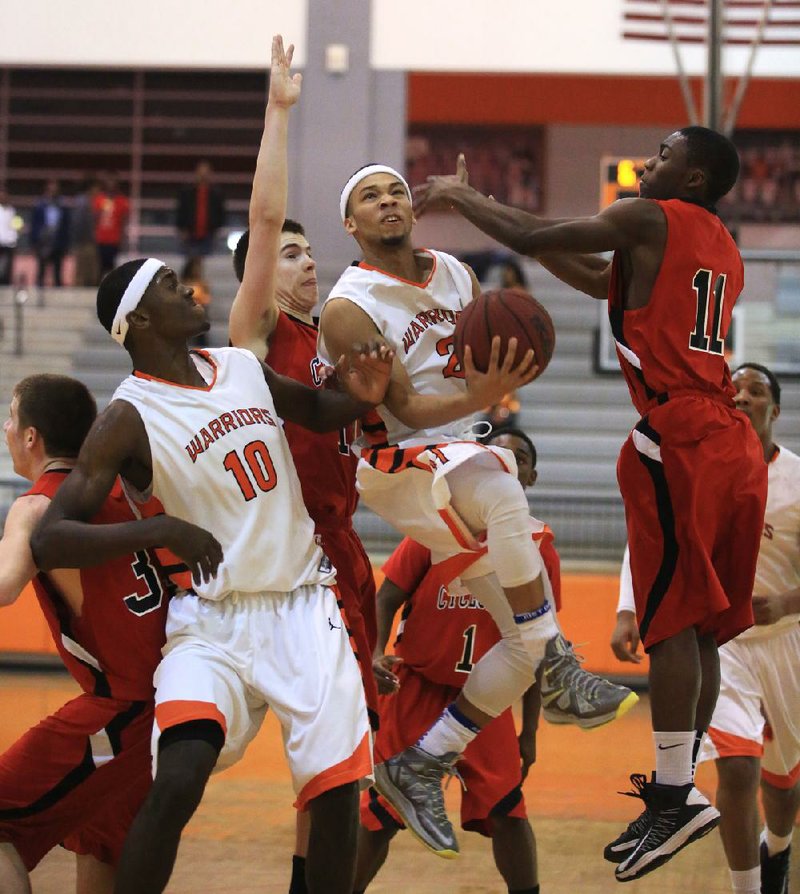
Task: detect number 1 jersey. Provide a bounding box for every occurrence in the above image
[112,348,333,601]
[609,198,744,417]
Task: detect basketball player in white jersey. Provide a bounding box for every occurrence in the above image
[30,251,393,894]
[612,363,799,894]
[317,165,561,858]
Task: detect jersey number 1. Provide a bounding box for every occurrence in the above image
[689,269,726,355]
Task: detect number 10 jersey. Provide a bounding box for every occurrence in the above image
[112,347,333,601]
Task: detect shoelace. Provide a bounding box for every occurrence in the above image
[640,806,680,847]
[617,773,653,836]
[546,641,606,700]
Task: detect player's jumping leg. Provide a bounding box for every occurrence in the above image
[375,459,557,857]
[614,629,720,882]
[114,724,222,894]
[352,825,397,893]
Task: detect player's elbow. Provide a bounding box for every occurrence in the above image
[0,576,23,607]
[29,525,58,572]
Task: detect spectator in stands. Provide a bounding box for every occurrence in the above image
[30,180,70,288]
[71,178,101,288]
[0,187,19,287]
[93,173,130,276]
[176,160,226,258]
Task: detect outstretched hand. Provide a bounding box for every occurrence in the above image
[463,336,538,408]
[336,342,395,406]
[268,34,302,109]
[413,153,471,217]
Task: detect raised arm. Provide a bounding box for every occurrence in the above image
[415,155,663,299]
[228,35,301,356]
[31,401,222,585]
[0,495,50,606]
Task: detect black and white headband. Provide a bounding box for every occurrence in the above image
[110,258,165,345]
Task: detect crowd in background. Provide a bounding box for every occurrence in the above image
[0,159,227,292]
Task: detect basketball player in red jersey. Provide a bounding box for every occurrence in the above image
[416,127,767,881]
[0,374,174,894]
[226,40,379,894]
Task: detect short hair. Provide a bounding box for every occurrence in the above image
[231,219,307,284]
[96,258,152,334]
[14,374,97,458]
[678,126,740,204]
[482,426,537,469]
[733,361,781,407]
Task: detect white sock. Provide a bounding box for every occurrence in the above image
[653,731,695,786]
[763,827,793,857]
[691,729,706,779]
[729,867,760,894]
[417,704,479,757]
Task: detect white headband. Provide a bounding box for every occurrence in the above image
[111,258,165,346]
[339,165,411,221]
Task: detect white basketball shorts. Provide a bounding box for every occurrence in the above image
[152,585,373,808]
[700,623,800,788]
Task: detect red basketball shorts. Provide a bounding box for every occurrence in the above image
[361,664,527,837]
[0,693,153,869]
[319,523,380,729]
[617,396,767,650]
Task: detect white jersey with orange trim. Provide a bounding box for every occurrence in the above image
[737,445,800,640]
[112,348,333,601]
[319,249,474,448]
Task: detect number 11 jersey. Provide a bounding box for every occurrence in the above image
[112,347,333,601]
[609,198,744,416]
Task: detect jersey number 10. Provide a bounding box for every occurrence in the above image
[689,269,727,356]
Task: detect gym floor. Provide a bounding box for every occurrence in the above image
[4,670,784,893]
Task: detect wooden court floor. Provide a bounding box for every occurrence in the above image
[1,670,796,893]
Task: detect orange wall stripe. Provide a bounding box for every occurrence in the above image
[408,73,800,129]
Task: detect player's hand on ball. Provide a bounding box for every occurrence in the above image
[463,336,538,409]
[268,34,302,109]
[413,153,470,216]
[372,654,402,695]
[610,610,643,663]
[159,517,224,586]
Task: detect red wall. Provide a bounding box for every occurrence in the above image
[409,73,800,128]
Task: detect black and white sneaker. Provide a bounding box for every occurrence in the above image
[615,782,719,882]
[604,773,653,863]
[760,840,790,894]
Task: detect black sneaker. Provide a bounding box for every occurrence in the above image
[761,840,790,894]
[615,782,719,882]
[604,773,654,863]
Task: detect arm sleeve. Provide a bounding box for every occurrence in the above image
[617,544,636,613]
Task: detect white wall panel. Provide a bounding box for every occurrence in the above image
[0,0,307,68]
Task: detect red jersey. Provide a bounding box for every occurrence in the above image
[26,471,170,700]
[609,199,743,417]
[383,528,560,688]
[265,310,359,524]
